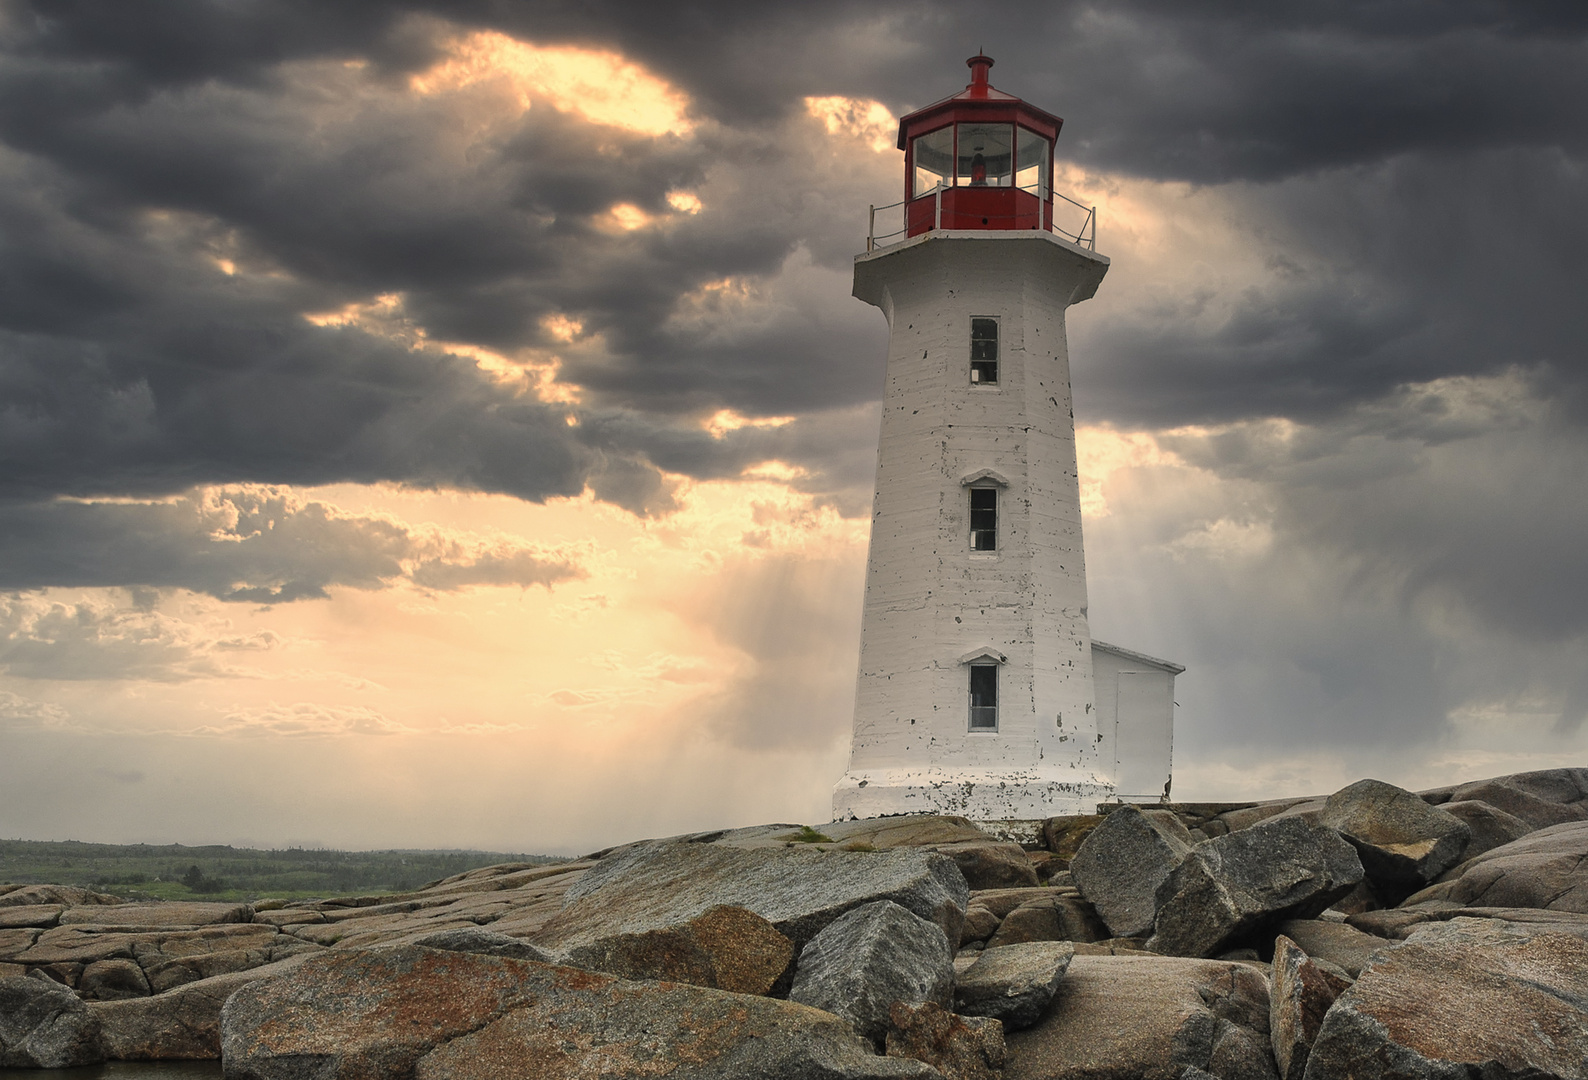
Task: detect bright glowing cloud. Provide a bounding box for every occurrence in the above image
[703,409,797,439]
[805,96,896,153]
[412,31,693,137]
[666,191,703,214]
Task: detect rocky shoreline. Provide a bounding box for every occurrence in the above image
[3,768,1586,1078]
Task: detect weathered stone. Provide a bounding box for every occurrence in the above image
[887,1001,1004,1080]
[1443,778,1587,830]
[94,956,310,1060]
[223,945,933,1080]
[1147,817,1363,958]
[1005,955,1277,1080]
[1302,929,1588,1079]
[1071,804,1194,938]
[954,941,1073,1030]
[0,904,64,930]
[0,927,40,960]
[818,814,995,849]
[1268,936,1349,1080]
[1434,798,1534,860]
[59,901,253,928]
[790,900,954,1046]
[410,926,555,962]
[1315,779,1470,901]
[1429,906,1588,942]
[968,887,1061,918]
[1324,880,1379,915]
[1344,908,1436,940]
[1273,920,1388,979]
[984,895,1106,948]
[1041,814,1103,859]
[0,974,105,1068]
[78,957,151,1000]
[959,904,1000,946]
[558,903,794,994]
[534,841,969,958]
[1402,818,1588,912]
[0,885,121,909]
[928,841,1040,889]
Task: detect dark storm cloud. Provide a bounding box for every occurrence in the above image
[2,0,1586,625]
[0,489,584,603]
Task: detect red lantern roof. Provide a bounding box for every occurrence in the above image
[895,55,1064,237]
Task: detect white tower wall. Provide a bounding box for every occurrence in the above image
[834,230,1114,820]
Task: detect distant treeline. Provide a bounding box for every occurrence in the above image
[0,838,563,902]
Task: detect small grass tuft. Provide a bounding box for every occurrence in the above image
[789,826,835,844]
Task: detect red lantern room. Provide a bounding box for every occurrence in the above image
[898,54,1061,237]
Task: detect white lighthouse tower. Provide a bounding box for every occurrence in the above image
[833,55,1171,822]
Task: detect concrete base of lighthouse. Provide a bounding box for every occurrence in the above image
[832,765,1113,821]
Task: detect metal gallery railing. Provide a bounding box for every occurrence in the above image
[866,183,1097,252]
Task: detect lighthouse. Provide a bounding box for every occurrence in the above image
[832,55,1180,823]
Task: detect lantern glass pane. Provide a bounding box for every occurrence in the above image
[956,123,1013,187]
[911,127,954,198]
[1016,127,1050,197]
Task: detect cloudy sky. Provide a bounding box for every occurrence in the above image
[2,1,1585,855]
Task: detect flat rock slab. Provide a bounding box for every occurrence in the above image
[1148,817,1363,958]
[1071,805,1194,938]
[59,902,254,928]
[0,905,64,930]
[790,900,954,1045]
[1004,955,1277,1080]
[1434,799,1533,861]
[409,926,554,962]
[1404,819,1588,912]
[0,974,105,1068]
[533,841,969,956]
[222,945,935,1080]
[1442,774,1588,829]
[1304,929,1588,1079]
[0,885,121,909]
[927,841,1039,890]
[955,941,1074,1030]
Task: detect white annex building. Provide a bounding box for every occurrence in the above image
[833,55,1183,822]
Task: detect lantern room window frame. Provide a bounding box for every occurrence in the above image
[897,54,1064,238]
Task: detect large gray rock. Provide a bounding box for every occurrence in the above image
[0,885,121,909]
[1302,929,1588,1079]
[954,941,1073,1030]
[927,841,1039,890]
[1403,819,1588,912]
[790,900,954,1046]
[967,888,1062,918]
[0,974,105,1068]
[1071,805,1194,938]
[1005,955,1277,1080]
[1434,799,1534,860]
[984,894,1106,948]
[1147,817,1363,958]
[78,957,151,1000]
[534,841,969,957]
[1273,919,1390,979]
[410,926,555,962]
[1268,936,1349,1080]
[557,903,795,995]
[222,944,934,1080]
[1315,779,1470,901]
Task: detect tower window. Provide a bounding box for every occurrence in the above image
[970,318,998,385]
[969,665,998,730]
[970,487,997,551]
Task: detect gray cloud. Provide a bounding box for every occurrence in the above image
[0,488,584,602]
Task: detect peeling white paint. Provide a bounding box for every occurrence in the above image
[833,231,1119,820]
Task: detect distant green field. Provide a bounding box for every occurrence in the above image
[0,838,563,902]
